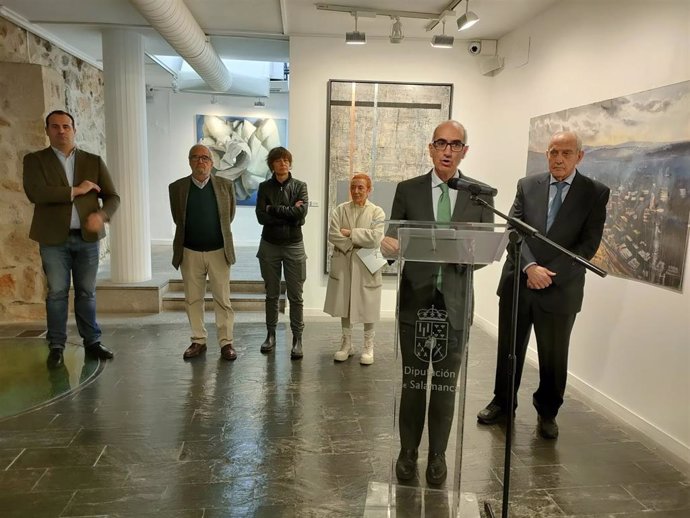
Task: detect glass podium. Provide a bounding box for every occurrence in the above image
[364,221,509,518]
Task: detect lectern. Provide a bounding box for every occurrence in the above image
[363,221,509,518]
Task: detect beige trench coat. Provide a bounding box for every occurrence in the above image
[323,200,385,323]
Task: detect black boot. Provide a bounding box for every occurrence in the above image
[290,335,303,360]
[46,348,64,369]
[260,330,276,353]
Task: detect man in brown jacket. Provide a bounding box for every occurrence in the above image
[23,110,120,369]
[169,144,237,361]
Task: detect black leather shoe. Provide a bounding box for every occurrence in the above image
[538,415,559,439]
[426,452,447,485]
[395,448,418,481]
[260,331,276,353]
[84,342,114,360]
[477,402,506,425]
[46,348,64,369]
[290,336,303,359]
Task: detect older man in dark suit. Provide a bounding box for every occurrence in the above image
[477,130,610,439]
[381,120,494,485]
[169,144,237,361]
[23,110,120,369]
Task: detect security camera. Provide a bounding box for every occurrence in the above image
[468,41,481,55]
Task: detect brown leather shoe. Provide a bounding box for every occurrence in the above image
[183,342,207,359]
[220,343,237,361]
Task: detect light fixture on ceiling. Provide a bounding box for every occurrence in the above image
[254,98,267,108]
[431,19,454,48]
[457,0,479,31]
[345,13,366,45]
[318,3,479,45]
[389,16,403,44]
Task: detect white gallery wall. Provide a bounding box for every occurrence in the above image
[288,0,689,461]
[289,36,496,319]
[146,89,288,246]
[483,0,690,462]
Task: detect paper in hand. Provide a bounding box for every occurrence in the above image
[356,247,387,274]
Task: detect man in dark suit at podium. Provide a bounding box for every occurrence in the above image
[381,120,494,485]
[477,130,610,439]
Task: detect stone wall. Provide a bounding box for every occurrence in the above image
[0,17,106,321]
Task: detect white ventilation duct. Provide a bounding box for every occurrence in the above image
[129,0,232,92]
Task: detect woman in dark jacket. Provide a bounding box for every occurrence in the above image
[255,147,308,359]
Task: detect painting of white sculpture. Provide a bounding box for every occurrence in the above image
[196,114,288,205]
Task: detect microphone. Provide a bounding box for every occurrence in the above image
[447,177,498,197]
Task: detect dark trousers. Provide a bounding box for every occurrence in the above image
[257,239,306,336]
[399,290,466,454]
[493,282,576,418]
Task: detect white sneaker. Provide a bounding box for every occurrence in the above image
[334,335,353,362]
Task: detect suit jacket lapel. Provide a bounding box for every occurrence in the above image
[421,171,436,221]
[535,173,551,233]
[210,175,228,223]
[42,147,70,186]
[73,149,85,186]
[178,177,191,225]
[451,170,469,221]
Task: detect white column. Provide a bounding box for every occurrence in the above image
[102,29,152,282]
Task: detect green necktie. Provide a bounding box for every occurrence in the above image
[437,183,451,223]
[436,183,451,289]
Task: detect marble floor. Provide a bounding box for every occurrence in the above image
[0,315,688,518]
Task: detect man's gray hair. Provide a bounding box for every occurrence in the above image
[188,143,212,157]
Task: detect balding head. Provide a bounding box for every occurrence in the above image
[433,120,468,145]
[546,131,584,181]
[550,131,582,152]
[428,120,469,181]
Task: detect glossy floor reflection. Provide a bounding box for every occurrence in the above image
[0,319,687,517]
[364,482,480,517]
[0,338,101,419]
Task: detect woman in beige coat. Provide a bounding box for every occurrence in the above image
[324,174,385,365]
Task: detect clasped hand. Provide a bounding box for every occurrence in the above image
[525,264,556,289]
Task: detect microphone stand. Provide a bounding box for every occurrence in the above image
[469,194,606,518]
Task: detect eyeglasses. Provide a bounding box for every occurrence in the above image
[189,155,212,162]
[431,139,465,152]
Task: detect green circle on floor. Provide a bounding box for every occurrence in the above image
[0,338,102,420]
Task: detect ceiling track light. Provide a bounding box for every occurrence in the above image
[254,98,267,108]
[457,0,479,31]
[345,13,366,45]
[431,19,454,48]
[389,16,403,44]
